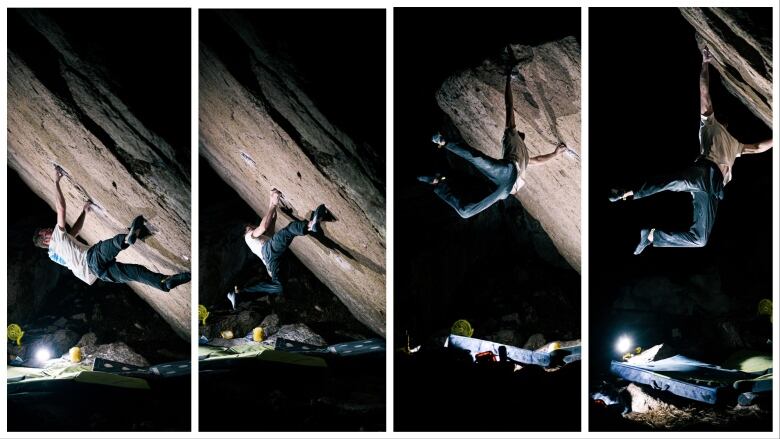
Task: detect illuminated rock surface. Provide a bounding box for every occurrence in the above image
[436,37,581,272]
[199,13,386,336]
[7,10,191,339]
[679,7,773,127]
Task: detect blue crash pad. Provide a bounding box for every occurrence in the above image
[610,355,758,404]
[447,335,551,367]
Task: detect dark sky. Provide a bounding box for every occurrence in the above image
[588,8,773,368]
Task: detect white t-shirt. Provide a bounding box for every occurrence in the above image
[502,129,529,194]
[244,232,269,266]
[48,226,97,285]
[700,113,744,186]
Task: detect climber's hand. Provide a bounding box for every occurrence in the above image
[702,46,713,64]
[555,142,568,154]
[55,167,64,182]
[83,202,93,213]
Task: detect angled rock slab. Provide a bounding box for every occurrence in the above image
[199,13,386,336]
[7,11,191,339]
[679,7,773,127]
[436,37,581,272]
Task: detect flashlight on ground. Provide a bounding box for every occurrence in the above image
[35,347,51,363]
[615,335,632,354]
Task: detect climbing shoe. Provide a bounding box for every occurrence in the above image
[608,189,629,202]
[633,229,654,255]
[417,174,445,185]
[431,133,446,147]
[125,215,145,245]
[227,286,238,311]
[309,204,327,234]
[162,272,191,291]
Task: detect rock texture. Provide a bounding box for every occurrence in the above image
[679,8,773,127]
[7,11,191,339]
[436,38,581,272]
[199,12,386,336]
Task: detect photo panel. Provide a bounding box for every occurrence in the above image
[394,7,582,432]
[6,8,192,431]
[588,7,773,432]
[197,9,387,432]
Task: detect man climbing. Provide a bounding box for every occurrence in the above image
[33,167,191,292]
[609,46,773,254]
[227,188,327,310]
[418,52,568,219]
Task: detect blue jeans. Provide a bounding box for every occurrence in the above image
[633,160,724,248]
[244,220,308,295]
[434,142,517,218]
[86,234,170,291]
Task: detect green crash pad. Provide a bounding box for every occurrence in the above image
[199,344,326,368]
[7,363,150,391]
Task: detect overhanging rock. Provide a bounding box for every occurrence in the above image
[436,37,581,272]
[679,7,773,127]
[7,11,191,340]
[199,13,386,336]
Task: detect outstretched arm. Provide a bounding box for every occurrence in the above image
[505,71,516,131]
[69,202,92,236]
[529,143,568,166]
[742,138,774,155]
[54,168,67,231]
[700,47,714,117]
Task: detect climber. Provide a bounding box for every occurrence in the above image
[609,46,774,254]
[227,188,328,310]
[32,167,191,292]
[418,52,568,219]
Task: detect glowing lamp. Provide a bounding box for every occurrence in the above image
[615,335,632,354]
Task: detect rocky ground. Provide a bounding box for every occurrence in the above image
[199,268,385,432]
[8,276,189,368]
[591,382,771,431]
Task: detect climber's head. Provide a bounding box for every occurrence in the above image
[33,227,53,248]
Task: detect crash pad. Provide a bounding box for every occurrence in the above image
[610,355,759,404]
[446,335,581,367]
[7,363,150,392]
[198,344,326,368]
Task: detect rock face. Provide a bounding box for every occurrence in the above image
[679,8,773,127]
[436,37,581,272]
[6,11,191,339]
[199,12,386,336]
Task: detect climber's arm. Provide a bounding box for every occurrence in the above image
[700,47,714,117]
[505,72,516,130]
[528,143,568,166]
[54,168,67,231]
[741,138,774,155]
[69,202,92,237]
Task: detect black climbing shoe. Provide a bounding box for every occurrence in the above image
[417,174,445,185]
[633,229,654,255]
[608,189,629,203]
[309,204,327,234]
[125,215,145,245]
[162,272,191,291]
